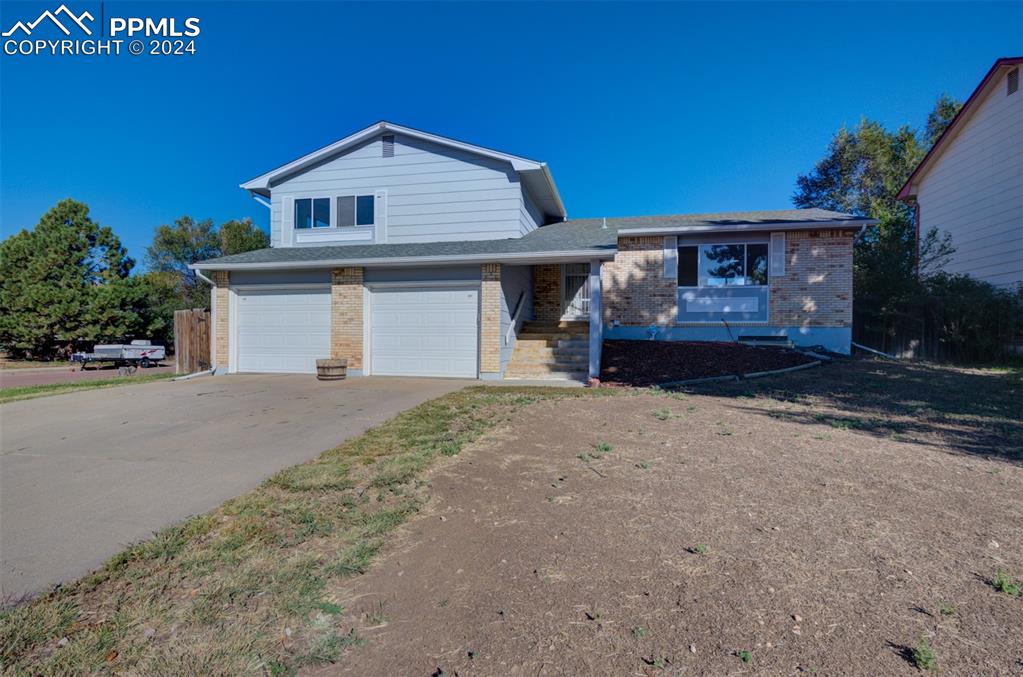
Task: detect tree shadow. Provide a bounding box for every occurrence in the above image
[687,357,1022,465]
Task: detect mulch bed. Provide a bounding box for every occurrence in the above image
[599,339,818,387]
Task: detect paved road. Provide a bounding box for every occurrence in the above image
[0,375,469,600]
[0,364,175,389]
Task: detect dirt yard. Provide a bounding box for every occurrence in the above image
[319,360,1022,676]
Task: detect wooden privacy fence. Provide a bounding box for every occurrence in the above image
[173,309,211,374]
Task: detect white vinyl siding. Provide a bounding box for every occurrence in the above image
[369,287,479,378]
[271,134,532,247]
[234,288,330,374]
[916,68,1023,287]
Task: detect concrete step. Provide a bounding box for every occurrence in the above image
[521,321,587,331]
[508,357,588,370]
[511,349,593,359]
[504,369,588,381]
[516,332,587,341]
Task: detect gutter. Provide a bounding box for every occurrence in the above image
[194,269,214,285]
[538,163,568,220]
[617,219,878,236]
[191,247,616,271]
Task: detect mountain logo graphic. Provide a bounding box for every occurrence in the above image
[2,4,94,37]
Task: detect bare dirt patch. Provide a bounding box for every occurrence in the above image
[600,339,817,387]
[319,361,1023,676]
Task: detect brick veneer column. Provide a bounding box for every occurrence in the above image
[331,267,364,371]
[480,263,502,375]
[601,236,678,326]
[212,271,230,370]
[769,230,855,327]
[533,264,561,322]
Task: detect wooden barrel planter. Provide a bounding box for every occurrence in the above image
[316,358,347,381]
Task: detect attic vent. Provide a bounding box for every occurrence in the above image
[1009,68,1019,96]
[382,134,395,157]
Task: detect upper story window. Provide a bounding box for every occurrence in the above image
[293,195,374,229]
[678,243,769,287]
[337,195,375,227]
[295,198,330,229]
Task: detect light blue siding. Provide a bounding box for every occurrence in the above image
[519,189,545,236]
[499,265,533,373]
[605,325,852,355]
[363,266,481,284]
[270,133,535,247]
[231,269,331,285]
[678,287,769,323]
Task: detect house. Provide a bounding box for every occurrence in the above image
[898,56,1023,288]
[193,122,875,380]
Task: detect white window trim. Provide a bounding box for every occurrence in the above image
[335,193,377,228]
[292,194,378,231]
[293,197,332,230]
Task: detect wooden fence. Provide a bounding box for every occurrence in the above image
[173,309,211,374]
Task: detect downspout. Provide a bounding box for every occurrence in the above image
[193,268,218,373]
[588,260,603,385]
[913,201,921,279]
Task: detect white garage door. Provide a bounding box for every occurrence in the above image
[371,287,479,378]
[235,287,331,374]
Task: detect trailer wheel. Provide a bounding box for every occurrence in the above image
[140,357,153,369]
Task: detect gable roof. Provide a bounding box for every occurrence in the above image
[240,121,567,221]
[898,56,1023,201]
[193,208,873,270]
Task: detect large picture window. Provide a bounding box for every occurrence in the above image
[678,243,769,287]
[294,198,330,229]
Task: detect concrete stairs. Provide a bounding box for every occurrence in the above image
[504,321,589,381]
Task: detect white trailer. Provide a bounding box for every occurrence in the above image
[72,340,166,370]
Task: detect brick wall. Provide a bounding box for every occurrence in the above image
[533,264,561,322]
[212,271,230,369]
[331,267,364,370]
[480,263,502,374]
[603,231,854,328]
[602,236,678,326]
[769,230,854,327]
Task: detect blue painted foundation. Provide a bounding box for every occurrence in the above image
[604,325,851,355]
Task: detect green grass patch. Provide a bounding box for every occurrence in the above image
[911,636,938,672]
[0,373,173,404]
[991,569,1022,597]
[0,385,611,674]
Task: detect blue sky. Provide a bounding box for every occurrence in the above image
[1,1,1020,270]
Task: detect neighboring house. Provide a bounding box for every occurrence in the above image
[193,122,874,380]
[898,56,1023,287]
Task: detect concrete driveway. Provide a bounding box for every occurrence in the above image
[0,375,469,600]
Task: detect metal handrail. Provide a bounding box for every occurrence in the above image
[506,290,526,345]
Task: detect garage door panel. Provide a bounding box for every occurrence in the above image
[235,288,330,374]
[371,287,478,378]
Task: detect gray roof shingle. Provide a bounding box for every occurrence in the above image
[195,208,868,268]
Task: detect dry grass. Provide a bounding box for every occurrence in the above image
[0,386,615,675]
[0,373,174,404]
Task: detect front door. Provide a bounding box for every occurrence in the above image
[561,263,590,320]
